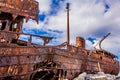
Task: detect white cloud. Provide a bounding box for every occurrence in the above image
[23,0,120,56]
[23,19,47,30]
[45,9,66,31]
[35,0,51,14]
[65,0,120,55]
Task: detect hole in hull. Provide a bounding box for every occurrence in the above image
[32,71,55,80]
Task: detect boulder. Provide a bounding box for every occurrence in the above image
[73,72,87,80]
[73,72,119,80]
[106,74,116,80]
[115,76,120,80]
[86,73,106,80]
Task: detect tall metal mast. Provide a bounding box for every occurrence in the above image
[66,3,70,45]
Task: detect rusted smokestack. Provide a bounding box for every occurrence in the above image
[76,37,85,48]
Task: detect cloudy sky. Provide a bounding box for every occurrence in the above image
[22,0,120,60]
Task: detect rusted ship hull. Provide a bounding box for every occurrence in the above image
[0,0,119,80]
[0,45,119,80]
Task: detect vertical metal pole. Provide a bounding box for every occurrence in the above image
[66,3,70,45]
[98,62,101,72]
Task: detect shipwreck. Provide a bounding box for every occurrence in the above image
[0,0,119,80]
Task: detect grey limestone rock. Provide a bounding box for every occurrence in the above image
[73,72,87,80]
[73,72,119,80]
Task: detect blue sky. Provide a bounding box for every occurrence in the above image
[21,0,120,60]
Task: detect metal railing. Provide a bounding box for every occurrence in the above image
[0,30,52,46]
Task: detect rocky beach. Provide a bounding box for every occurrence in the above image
[73,72,120,80]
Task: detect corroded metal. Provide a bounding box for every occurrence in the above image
[66,3,70,45]
[0,0,119,80]
[76,37,85,48]
[0,0,38,23]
